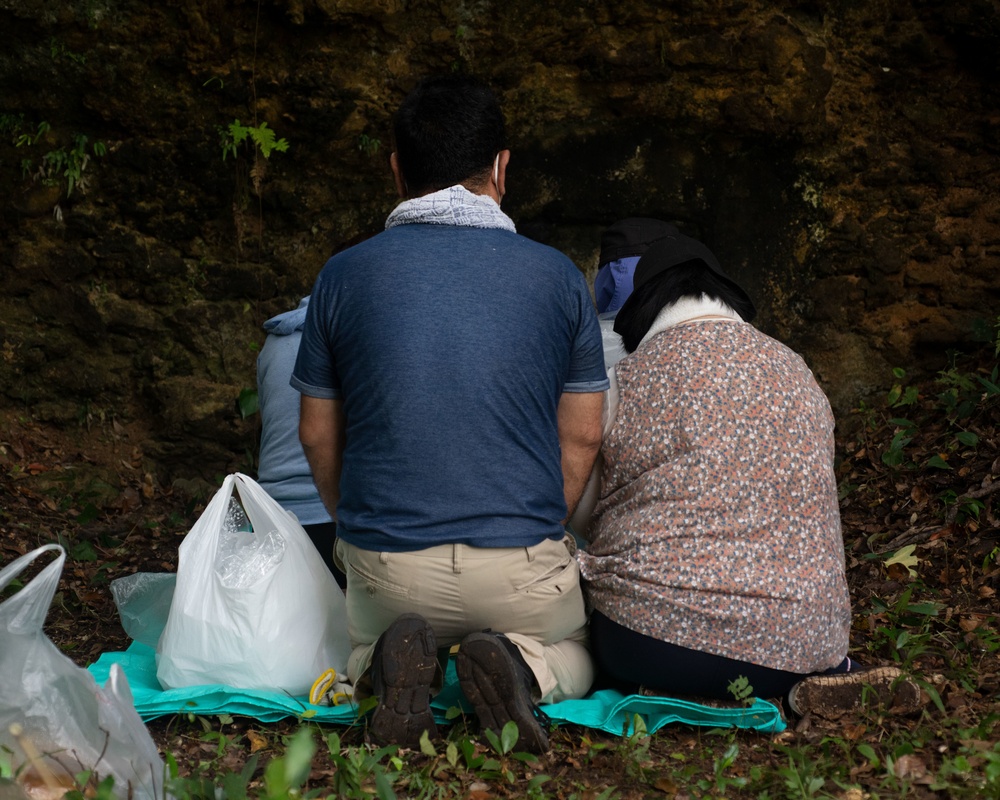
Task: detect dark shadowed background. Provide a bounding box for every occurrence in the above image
[1,0,997,485]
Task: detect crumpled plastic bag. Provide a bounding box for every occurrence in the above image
[156,472,351,694]
[0,544,164,800]
[109,572,176,650]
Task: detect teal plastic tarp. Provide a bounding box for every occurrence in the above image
[88,643,785,735]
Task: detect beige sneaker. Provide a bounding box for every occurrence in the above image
[788,666,925,719]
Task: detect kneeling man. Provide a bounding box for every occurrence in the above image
[291,74,607,752]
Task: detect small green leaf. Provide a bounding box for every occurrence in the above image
[977,375,1000,395]
[856,743,879,766]
[374,769,396,800]
[70,540,98,561]
[960,499,985,520]
[419,729,436,757]
[237,387,259,419]
[925,454,952,470]
[499,720,519,755]
[282,728,316,788]
[355,695,378,717]
[483,728,502,754]
[920,680,946,713]
[75,503,100,524]
[906,601,942,616]
[955,431,979,447]
[527,775,551,790]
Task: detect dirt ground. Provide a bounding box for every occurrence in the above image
[2,350,999,796]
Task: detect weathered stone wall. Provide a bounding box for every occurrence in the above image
[1,0,997,481]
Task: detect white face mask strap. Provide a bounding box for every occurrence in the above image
[493,154,499,186]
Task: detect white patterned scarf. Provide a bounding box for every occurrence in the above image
[384,185,516,233]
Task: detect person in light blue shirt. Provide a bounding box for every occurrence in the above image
[256,296,345,589]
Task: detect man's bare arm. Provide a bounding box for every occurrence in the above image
[299,395,345,520]
[558,391,604,522]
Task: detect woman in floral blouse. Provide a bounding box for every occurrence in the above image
[576,231,920,717]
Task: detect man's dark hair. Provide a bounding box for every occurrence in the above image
[393,74,506,196]
[613,260,757,354]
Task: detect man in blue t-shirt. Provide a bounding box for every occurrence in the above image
[291,75,607,752]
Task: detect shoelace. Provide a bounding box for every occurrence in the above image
[531,702,552,727]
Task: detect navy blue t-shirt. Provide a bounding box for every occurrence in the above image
[291,223,608,552]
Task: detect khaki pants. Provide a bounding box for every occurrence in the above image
[335,535,594,703]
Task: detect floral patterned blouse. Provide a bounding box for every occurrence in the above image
[578,319,851,674]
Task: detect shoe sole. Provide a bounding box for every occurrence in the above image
[369,614,439,748]
[456,633,549,754]
[788,666,924,719]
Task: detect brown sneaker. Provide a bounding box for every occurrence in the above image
[456,631,550,753]
[787,666,925,719]
[367,614,439,748]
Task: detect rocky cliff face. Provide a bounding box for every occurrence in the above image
[1,0,997,483]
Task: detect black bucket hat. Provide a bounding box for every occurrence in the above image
[629,231,757,321]
[595,218,681,314]
[599,218,680,267]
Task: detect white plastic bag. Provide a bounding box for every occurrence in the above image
[156,472,351,694]
[0,545,164,800]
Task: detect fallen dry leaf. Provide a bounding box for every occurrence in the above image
[910,483,930,505]
[246,730,269,753]
[842,722,867,741]
[893,753,929,782]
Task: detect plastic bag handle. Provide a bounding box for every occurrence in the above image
[0,543,65,591]
[232,472,299,534]
[0,544,65,633]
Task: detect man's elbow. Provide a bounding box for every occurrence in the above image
[298,417,321,450]
[579,421,603,453]
[562,419,603,457]
[557,392,605,453]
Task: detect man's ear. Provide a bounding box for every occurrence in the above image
[496,149,511,201]
[390,152,407,198]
